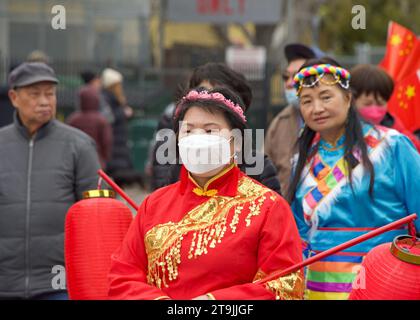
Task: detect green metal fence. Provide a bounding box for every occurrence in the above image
[128,117,159,174]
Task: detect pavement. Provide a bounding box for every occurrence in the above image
[116,184,151,216]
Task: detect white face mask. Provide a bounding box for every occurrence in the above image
[178,134,232,175]
[285,88,299,107]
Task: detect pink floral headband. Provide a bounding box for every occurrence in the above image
[175,90,247,123]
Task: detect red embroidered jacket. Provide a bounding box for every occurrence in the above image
[108,164,303,300]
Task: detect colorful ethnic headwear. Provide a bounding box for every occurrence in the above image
[293,64,351,95]
[175,90,247,123]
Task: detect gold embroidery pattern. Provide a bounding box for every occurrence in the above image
[145,177,275,288]
[252,269,267,282]
[229,205,244,233]
[245,196,266,227]
[265,270,304,300]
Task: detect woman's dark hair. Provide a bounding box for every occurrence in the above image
[174,86,247,132]
[350,64,394,102]
[188,63,253,111]
[286,57,375,203]
[173,86,250,164]
[80,70,98,84]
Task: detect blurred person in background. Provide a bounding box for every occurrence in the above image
[0,84,14,127]
[350,64,420,151]
[80,70,101,91]
[101,68,139,186]
[26,50,50,65]
[80,69,114,124]
[0,66,17,128]
[265,44,317,194]
[67,86,113,168]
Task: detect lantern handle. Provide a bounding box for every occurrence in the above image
[97,170,139,211]
[97,177,103,190]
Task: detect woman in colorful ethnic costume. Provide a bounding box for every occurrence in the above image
[108,86,304,300]
[287,57,420,300]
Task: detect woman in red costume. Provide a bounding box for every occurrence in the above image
[108,86,304,300]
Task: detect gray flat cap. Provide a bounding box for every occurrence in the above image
[9,62,59,88]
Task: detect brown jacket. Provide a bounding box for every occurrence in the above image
[264,105,301,194]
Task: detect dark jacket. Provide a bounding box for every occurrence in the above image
[0,114,100,298]
[150,103,176,190]
[67,86,113,168]
[0,85,15,128]
[101,89,133,176]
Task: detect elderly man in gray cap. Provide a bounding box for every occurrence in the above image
[0,62,100,299]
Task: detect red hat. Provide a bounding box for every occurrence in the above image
[349,235,420,300]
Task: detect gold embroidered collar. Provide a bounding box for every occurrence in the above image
[181,163,238,197]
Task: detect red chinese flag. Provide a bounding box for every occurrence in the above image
[379,21,419,82]
[387,70,420,132]
[398,39,420,83]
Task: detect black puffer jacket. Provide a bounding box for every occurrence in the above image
[0,85,14,128]
[150,103,176,190]
[101,89,133,176]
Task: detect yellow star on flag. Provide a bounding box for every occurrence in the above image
[390,34,402,46]
[405,85,416,99]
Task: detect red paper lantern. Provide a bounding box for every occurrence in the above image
[349,235,420,300]
[65,189,133,300]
